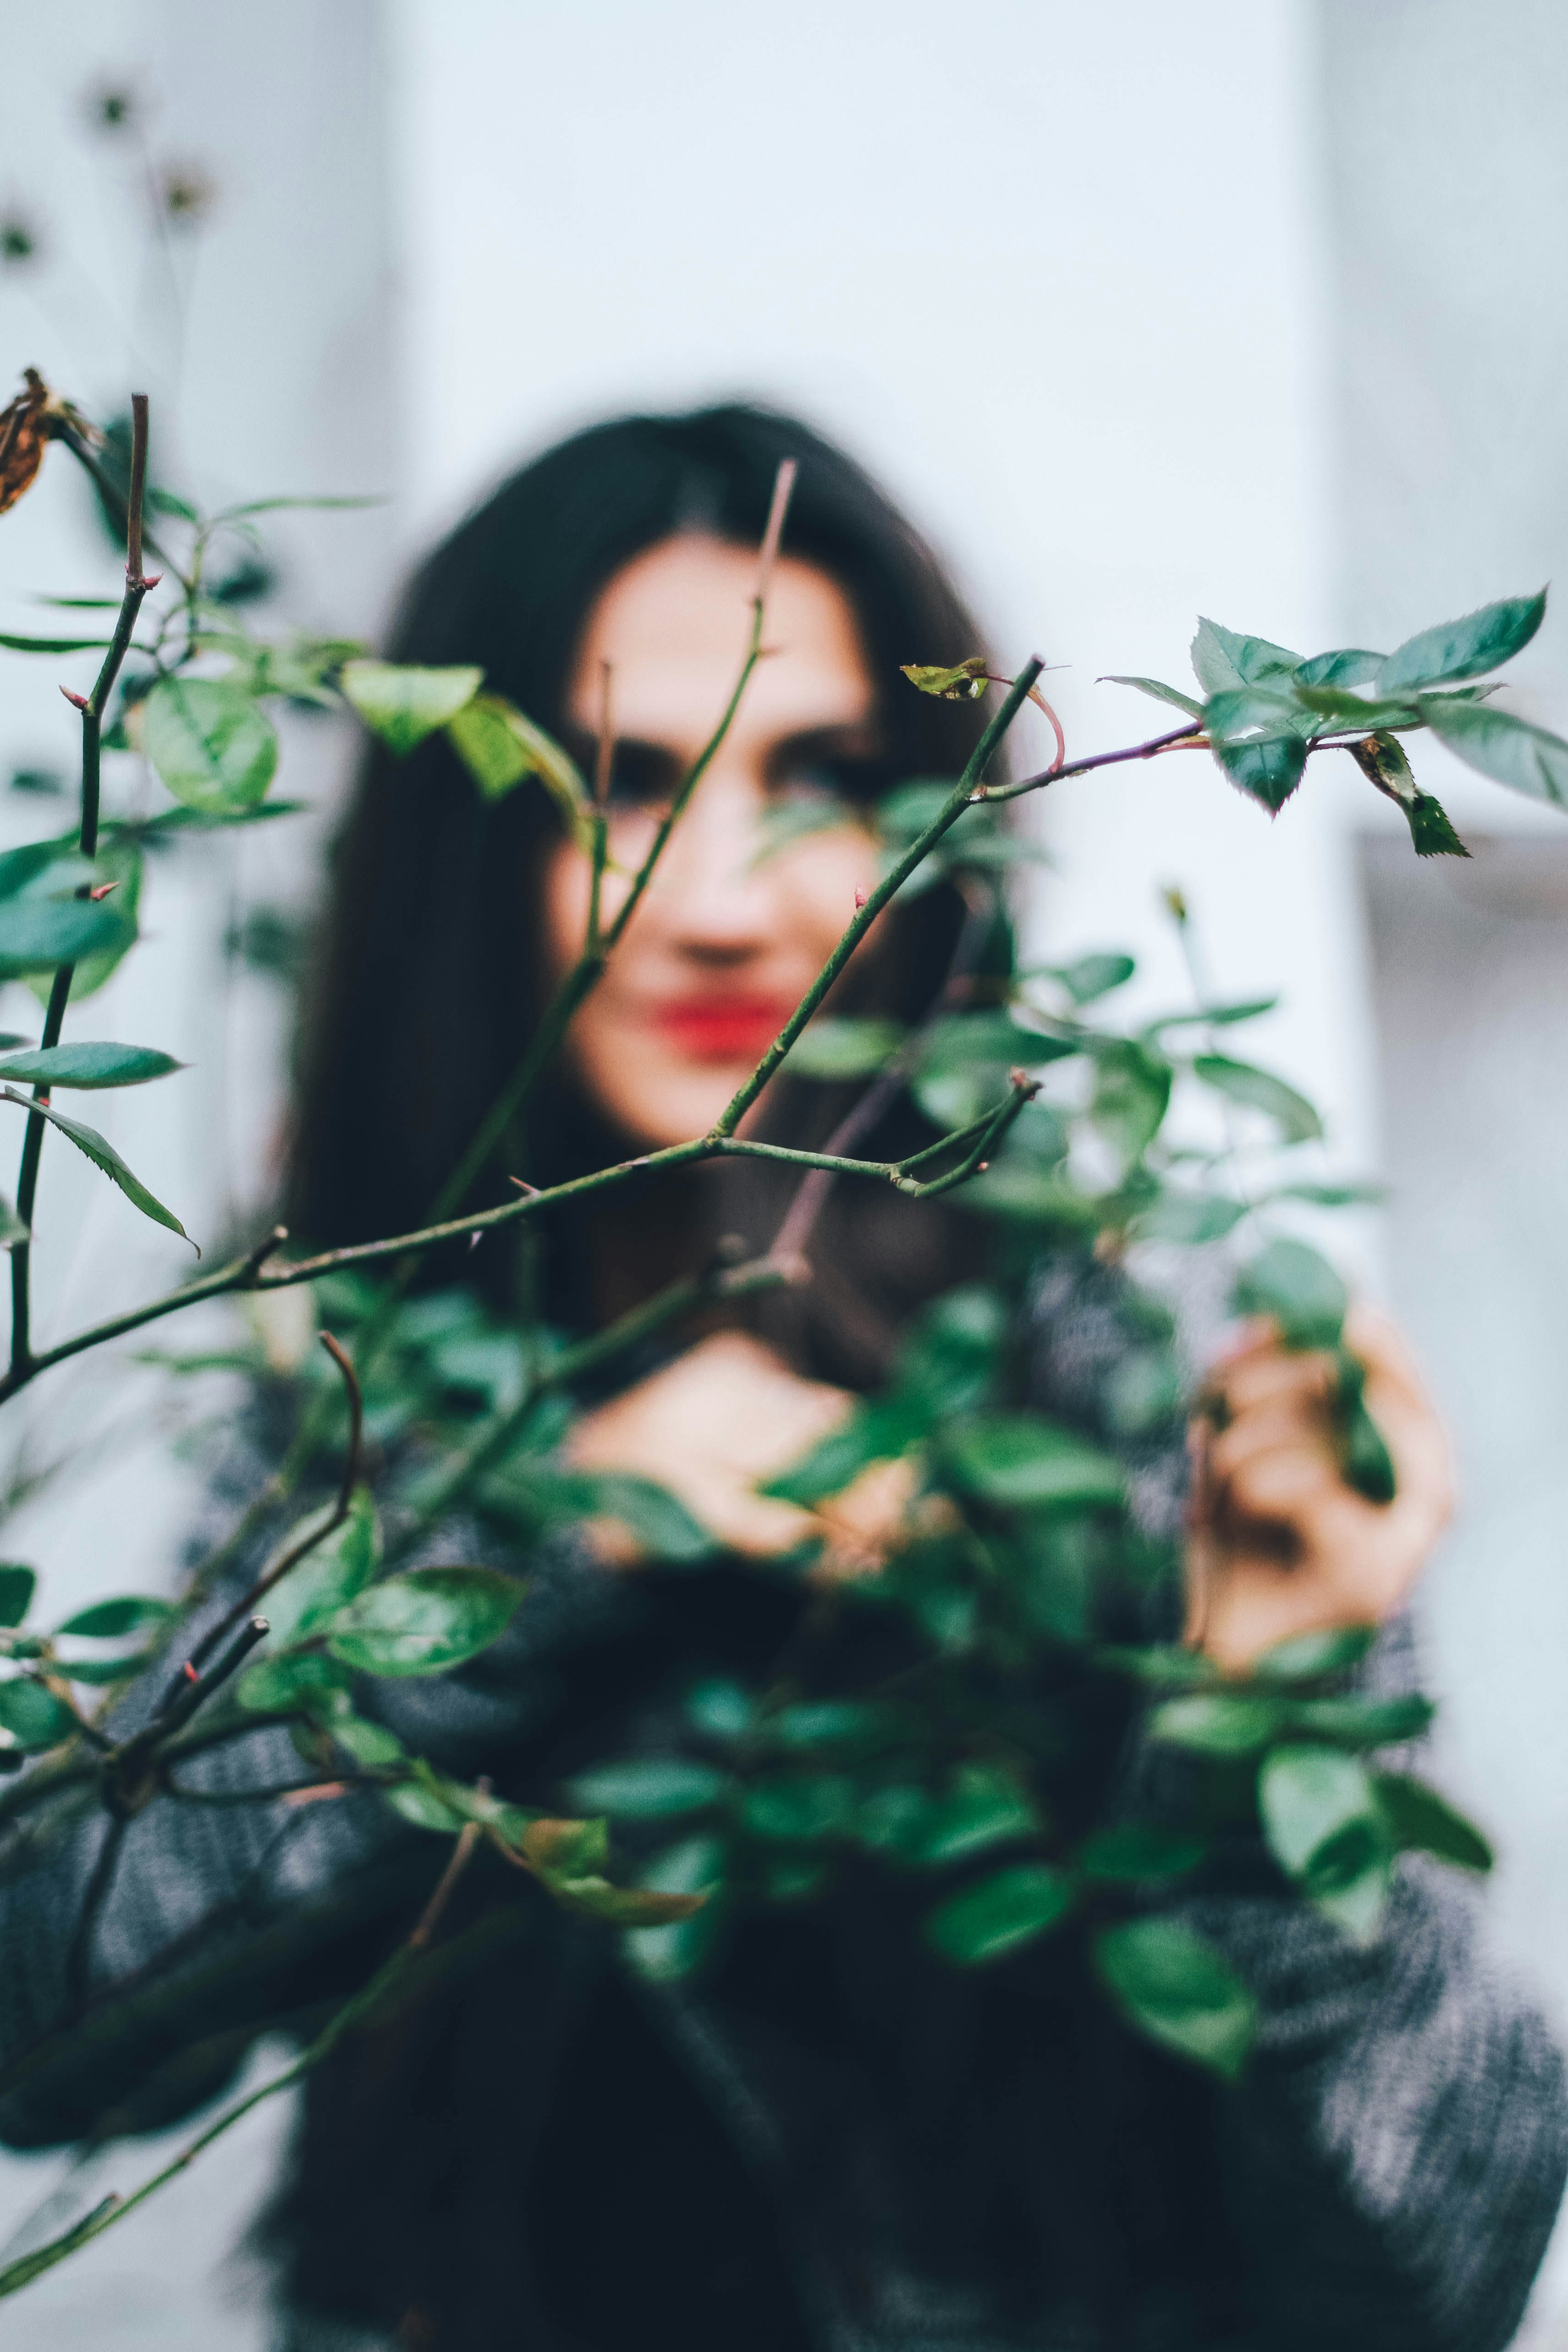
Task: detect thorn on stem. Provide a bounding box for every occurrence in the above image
[88,880,120,901]
[507,1175,539,1196]
[854,888,868,909]
[60,686,88,710]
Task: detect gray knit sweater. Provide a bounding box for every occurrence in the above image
[0,1265,1561,2350]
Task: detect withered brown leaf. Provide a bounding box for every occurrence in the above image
[0,368,102,520]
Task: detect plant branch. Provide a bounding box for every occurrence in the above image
[11,392,156,1378]
[710,660,1045,1136]
[975,716,1205,803]
[0,1868,517,2303]
[427,457,799,1226]
[178,1331,363,1684]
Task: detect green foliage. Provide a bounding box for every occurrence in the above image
[143,678,279,814]
[0,1042,181,1090]
[0,1090,190,1244]
[338,660,482,755]
[0,1566,35,1627]
[1092,1920,1256,2079]
[325,1565,524,1677]
[924,1861,1076,1964]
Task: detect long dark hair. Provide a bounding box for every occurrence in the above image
[286,402,1004,1384]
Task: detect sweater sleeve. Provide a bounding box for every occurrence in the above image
[0,1531,638,2148]
[1025,1249,1568,2344]
[1194,1859,1567,2352]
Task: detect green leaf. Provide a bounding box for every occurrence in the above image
[0,1565,35,1627]
[236,1648,352,1713]
[0,897,131,978]
[741,1775,856,1841]
[900,656,988,700]
[385,1779,468,1833]
[0,843,77,902]
[1099,675,1203,718]
[1295,648,1384,689]
[143,677,280,814]
[1257,1743,1377,1876]
[44,837,143,1003]
[624,1835,728,1981]
[1232,1237,1345,1350]
[443,690,588,822]
[1078,1821,1210,1881]
[760,1394,924,1508]
[748,795,858,868]
[326,1564,523,1676]
[1048,950,1136,1005]
[888,1767,1040,1865]
[1291,1694,1434,1747]
[1204,687,1310,812]
[214,493,385,520]
[1143,996,1279,1039]
[685,1678,754,1738]
[443,691,536,799]
[1190,620,1302,694]
[1259,1743,1391,1941]
[0,1677,75,1751]
[0,1042,181,1090]
[564,1758,728,1819]
[326,1709,406,1769]
[924,1861,1075,1965]
[942,1413,1124,1511]
[570,1471,716,1564]
[1089,1040,1172,1164]
[1419,694,1568,810]
[340,660,483,755]
[1132,1190,1247,1245]
[898,1283,1007,1418]
[1149,1693,1287,1757]
[0,1089,192,1245]
[56,1652,154,1686]
[788,1016,905,1080]
[56,1595,172,1639]
[1092,1919,1256,2078]
[1270,1179,1385,1208]
[1190,1054,1323,1143]
[1376,590,1546,693]
[767,1700,889,1752]
[1252,1625,1376,1682]
[0,632,121,654]
[263,1486,380,1648]
[1375,1772,1493,1873]
[1405,793,1471,859]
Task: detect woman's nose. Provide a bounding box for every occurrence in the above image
[649,769,774,952]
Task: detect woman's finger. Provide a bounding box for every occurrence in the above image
[1204,1346,1335,1423]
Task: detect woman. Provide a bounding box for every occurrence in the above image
[0,404,1562,2351]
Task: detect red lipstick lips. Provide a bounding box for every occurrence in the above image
[653,994,792,1063]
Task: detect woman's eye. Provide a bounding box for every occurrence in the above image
[604,744,682,810]
[770,756,889,810]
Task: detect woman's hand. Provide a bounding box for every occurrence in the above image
[566,1329,910,1571]
[1185,1307,1454,1673]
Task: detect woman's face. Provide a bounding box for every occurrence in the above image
[544,534,885,1148]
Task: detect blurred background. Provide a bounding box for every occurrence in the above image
[4,0,1568,2340]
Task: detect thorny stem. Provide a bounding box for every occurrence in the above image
[710,661,1045,1137]
[428,458,799,1230]
[976,716,1206,802]
[11,393,155,1378]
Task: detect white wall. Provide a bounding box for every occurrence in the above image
[390,0,1377,1162]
